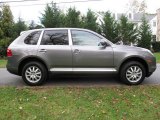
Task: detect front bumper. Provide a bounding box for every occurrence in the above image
[146,56,156,77]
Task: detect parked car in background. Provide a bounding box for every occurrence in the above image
[7,28,156,86]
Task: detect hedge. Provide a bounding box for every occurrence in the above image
[152,42,160,52]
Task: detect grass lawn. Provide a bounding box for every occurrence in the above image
[0,59,7,68]
[154,53,160,63]
[0,86,160,119]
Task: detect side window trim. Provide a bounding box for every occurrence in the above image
[68,29,73,46]
[37,30,44,46]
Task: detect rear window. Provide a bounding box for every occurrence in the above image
[24,31,41,45]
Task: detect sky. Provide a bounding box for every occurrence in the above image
[2,0,160,24]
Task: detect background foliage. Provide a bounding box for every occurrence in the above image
[152,42,160,52]
[0,2,155,57]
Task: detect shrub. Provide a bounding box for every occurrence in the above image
[0,46,7,58]
[152,42,160,52]
[0,37,11,57]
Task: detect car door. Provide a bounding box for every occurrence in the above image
[37,29,72,71]
[70,29,114,70]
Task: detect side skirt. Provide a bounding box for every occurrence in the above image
[50,68,117,73]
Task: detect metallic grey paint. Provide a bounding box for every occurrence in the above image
[7,28,156,78]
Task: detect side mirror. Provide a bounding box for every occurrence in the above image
[98,41,108,48]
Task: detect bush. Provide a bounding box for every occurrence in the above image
[0,37,11,57]
[0,47,7,58]
[152,42,160,52]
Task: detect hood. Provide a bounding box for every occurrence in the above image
[112,44,149,52]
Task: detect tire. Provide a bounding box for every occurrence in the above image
[120,61,146,85]
[22,61,48,86]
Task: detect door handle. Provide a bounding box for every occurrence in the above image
[74,49,80,54]
[39,49,47,53]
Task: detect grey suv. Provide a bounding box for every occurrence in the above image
[7,28,156,86]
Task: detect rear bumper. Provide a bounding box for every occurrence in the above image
[7,63,19,75]
[6,57,20,76]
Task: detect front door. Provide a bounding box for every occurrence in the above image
[70,30,114,69]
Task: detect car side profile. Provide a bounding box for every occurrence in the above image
[7,28,156,86]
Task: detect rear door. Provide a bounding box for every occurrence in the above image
[37,29,72,71]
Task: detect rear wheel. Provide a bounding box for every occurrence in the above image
[22,62,47,86]
[120,61,146,85]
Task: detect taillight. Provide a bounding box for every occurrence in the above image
[7,48,12,57]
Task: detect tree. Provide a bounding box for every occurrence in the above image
[29,20,35,30]
[0,4,14,57]
[127,0,147,13]
[0,27,3,39]
[1,4,14,38]
[138,16,152,49]
[0,8,3,39]
[118,15,138,45]
[40,2,64,28]
[14,17,27,36]
[34,24,44,29]
[101,12,119,43]
[139,0,147,13]
[29,20,44,30]
[83,9,98,32]
[127,0,139,13]
[65,7,81,27]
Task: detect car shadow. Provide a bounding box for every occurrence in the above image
[45,73,123,87]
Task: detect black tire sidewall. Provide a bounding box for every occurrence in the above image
[120,61,146,85]
[22,62,47,86]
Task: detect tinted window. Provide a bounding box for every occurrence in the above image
[71,30,102,46]
[24,31,41,45]
[41,30,68,45]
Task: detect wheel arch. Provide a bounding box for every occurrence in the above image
[18,56,49,75]
[118,56,149,76]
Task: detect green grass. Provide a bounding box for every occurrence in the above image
[154,53,160,63]
[0,59,7,68]
[0,86,160,119]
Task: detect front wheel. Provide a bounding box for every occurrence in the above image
[120,61,146,85]
[22,62,47,86]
